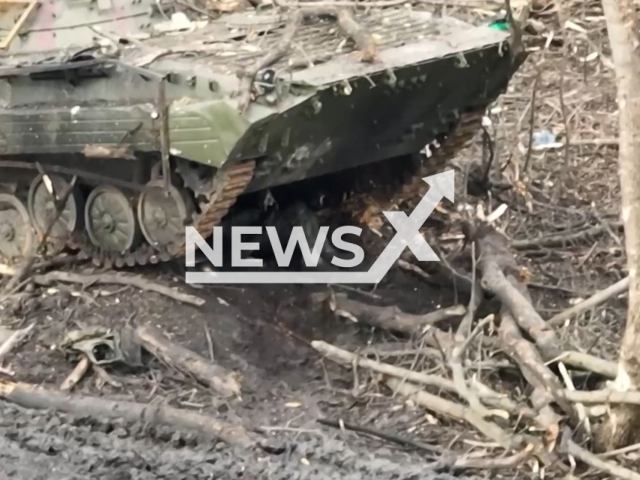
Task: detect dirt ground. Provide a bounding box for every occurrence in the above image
[3,259,468,479]
[1,1,637,479]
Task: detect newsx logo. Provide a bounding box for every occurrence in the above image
[185,170,454,284]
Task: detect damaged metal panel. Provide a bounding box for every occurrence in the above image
[0,1,525,266]
[0,105,157,155]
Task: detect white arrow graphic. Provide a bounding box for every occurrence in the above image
[186,170,454,284]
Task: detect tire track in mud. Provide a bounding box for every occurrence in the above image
[0,401,478,480]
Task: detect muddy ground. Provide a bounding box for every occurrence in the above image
[3,258,471,479]
[1,1,636,478]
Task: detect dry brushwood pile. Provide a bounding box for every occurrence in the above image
[1,0,640,479]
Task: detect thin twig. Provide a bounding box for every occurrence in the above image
[523,69,540,174]
[548,276,629,326]
[318,418,444,454]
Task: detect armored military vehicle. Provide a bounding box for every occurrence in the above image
[0,0,523,266]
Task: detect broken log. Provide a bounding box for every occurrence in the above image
[476,225,562,359]
[135,324,241,397]
[0,380,256,449]
[330,294,466,334]
[498,309,574,424]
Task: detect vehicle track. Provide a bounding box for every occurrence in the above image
[0,400,480,480]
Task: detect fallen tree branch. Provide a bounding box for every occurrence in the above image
[547,276,629,326]
[312,340,533,418]
[558,362,591,435]
[135,324,241,397]
[386,377,562,471]
[0,380,256,449]
[31,271,205,307]
[0,264,16,276]
[237,8,377,112]
[552,351,618,379]
[560,389,640,405]
[330,294,466,334]
[448,246,499,419]
[571,138,619,146]
[498,309,572,429]
[476,225,562,359]
[0,323,34,364]
[563,436,640,480]
[60,355,91,392]
[313,340,455,392]
[449,316,503,419]
[386,377,521,450]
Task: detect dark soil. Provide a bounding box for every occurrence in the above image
[1,2,635,475]
[0,402,473,480]
[0,260,467,479]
